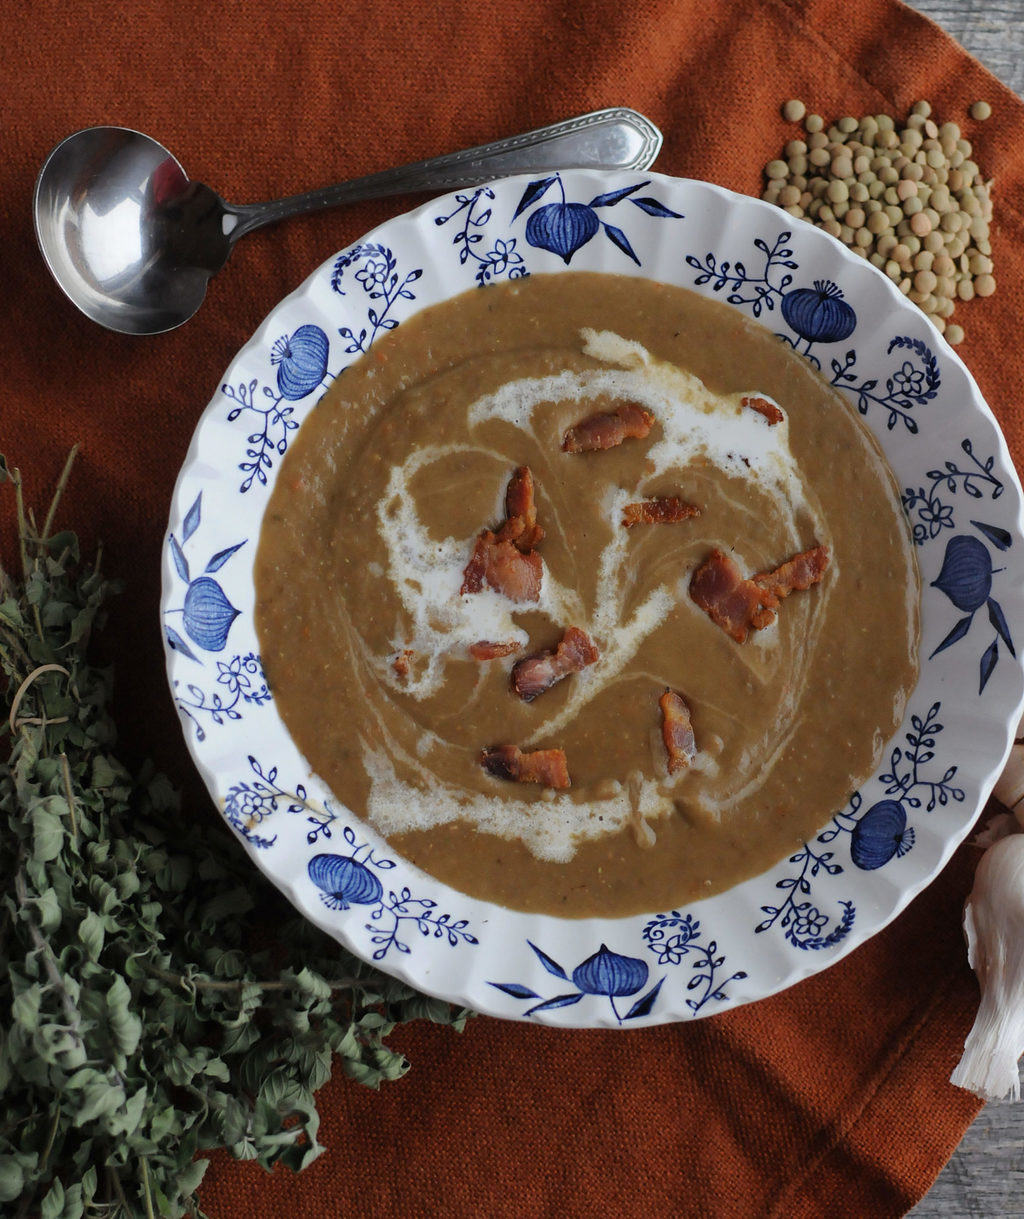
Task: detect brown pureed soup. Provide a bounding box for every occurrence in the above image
[255,272,920,918]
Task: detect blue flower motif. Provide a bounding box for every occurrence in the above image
[355,258,390,292]
[892,359,926,398]
[486,237,523,276]
[791,906,828,938]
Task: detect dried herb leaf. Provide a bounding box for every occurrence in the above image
[0,453,472,1217]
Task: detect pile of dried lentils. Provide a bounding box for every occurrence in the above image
[762,99,995,344]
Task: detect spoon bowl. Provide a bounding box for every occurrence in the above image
[33,111,663,335]
[34,127,229,335]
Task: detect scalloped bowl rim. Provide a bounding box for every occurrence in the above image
[161,172,1024,1028]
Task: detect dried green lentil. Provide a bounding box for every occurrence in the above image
[970,100,992,121]
[761,98,997,339]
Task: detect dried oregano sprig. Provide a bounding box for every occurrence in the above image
[0,451,471,1218]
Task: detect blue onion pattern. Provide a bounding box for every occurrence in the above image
[931,535,993,612]
[780,280,857,344]
[305,828,476,962]
[182,576,239,652]
[928,528,1014,690]
[821,703,961,873]
[308,853,384,910]
[572,944,648,997]
[490,939,664,1023]
[849,800,912,870]
[271,324,330,400]
[525,202,600,264]
[513,175,681,268]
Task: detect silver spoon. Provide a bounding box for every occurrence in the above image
[33,108,662,336]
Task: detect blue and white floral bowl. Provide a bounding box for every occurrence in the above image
[161,172,1024,1027]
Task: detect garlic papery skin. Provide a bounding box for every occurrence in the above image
[950,832,1024,1101]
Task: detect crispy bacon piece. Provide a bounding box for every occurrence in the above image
[622,497,701,528]
[689,549,779,643]
[499,466,545,551]
[753,544,830,599]
[659,689,697,775]
[469,640,522,661]
[561,401,654,453]
[481,744,571,789]
[690,545,830,642]
[392,649,413,678]
[741,395,785,425]
[460,531,543,602]
[511,626,600,703]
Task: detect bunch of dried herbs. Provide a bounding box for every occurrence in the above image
[0,452,470,1218]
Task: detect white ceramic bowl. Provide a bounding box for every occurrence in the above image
[161,172,1024,1026]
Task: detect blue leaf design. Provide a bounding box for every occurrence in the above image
[527,940,568,979]
[164,624,199,663]
[602,223,640,265]
[588,182,646,208]
[512,177,557,220]
[169,535,189,583]
[524,993,584,1016]
[972,520,1012,551]
[988,598,1016,656]
[624,977,665,1020]
[631,197,684,218]
[205,541,247,574]
[182,495,202,542]
[929,614,973,658]
[980,639,999,693]
[488,982,539,1000]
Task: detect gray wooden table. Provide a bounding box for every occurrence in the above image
[903,3,1024,1214]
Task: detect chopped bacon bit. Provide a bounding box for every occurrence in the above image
[689,549,778,643]
[511,626,599,702]
[622,497,701,528]
[469,640,522,661]
[460,531,543,602]
[392,649,414,678]
[659,689,697,775]
[753,544,830,599]
[460,534,488,595]
[481,744,570,789]
[741,395,784,425]
[690,545,830,642]
[501,466,545,551]
[562,401,654,453]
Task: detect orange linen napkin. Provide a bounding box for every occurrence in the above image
[6,0,1023,1214]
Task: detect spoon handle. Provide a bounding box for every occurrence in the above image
[224,108,662,243]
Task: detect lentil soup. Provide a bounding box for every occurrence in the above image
[255,272,920,917]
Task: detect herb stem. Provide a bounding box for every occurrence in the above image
[10,464,29,582]
[142,960,364,994]
[7,663,71,735]
[38,1103,61,1176]
[14,864,85,1050]
[40,446,79,545]
[140,1156,155,1219]
[59,751,79,842]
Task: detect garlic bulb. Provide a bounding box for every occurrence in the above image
[950,832,1024,1101]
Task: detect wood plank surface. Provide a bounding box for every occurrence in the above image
[904,2,1024,1214]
